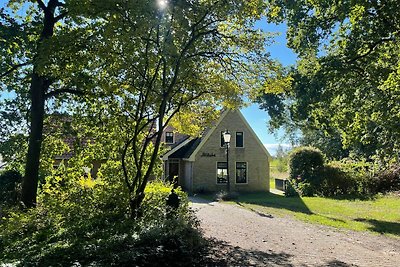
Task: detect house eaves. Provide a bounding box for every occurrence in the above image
[184,109,230,162]
[162,137,192,161]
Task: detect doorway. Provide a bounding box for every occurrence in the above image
[168,160,179,184]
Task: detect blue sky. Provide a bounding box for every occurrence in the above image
[0,2,297,155]
[241,20,297,155]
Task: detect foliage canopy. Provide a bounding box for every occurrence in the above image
[259,0,400,163]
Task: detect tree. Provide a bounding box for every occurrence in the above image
[259,0,400,162]
[74,0,275,216]
[2,0,278,213]
[0,0,102,207]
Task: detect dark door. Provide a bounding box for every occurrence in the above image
[168,161,179,184]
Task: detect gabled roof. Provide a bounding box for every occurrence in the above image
[162,137,192,160]
[170,138,201,158]
[185,109,271,161]
[162,109,271,161]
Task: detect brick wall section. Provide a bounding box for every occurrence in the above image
[192,110,270,192]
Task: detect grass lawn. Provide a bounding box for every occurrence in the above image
[225,192,400,239]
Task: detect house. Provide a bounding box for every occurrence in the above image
[162,109,271,193]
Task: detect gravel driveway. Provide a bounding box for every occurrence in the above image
[190,197,400,267]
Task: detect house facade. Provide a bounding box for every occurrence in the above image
[162,109,271,193]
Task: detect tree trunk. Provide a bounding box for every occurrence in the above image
[21,2,56,207]
[130,192,145,219]
[21,73,47,207]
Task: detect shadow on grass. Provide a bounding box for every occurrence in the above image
[204,239,294,266]
[354,218,400,236]
[235,192,313,215]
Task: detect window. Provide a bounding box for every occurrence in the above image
[236,162,247,183]
[220,131,225,147]
[236,132,244,147]
[165,132,174,143]
[216,162,227,184]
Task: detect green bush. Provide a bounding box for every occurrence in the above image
[318,163,358,196]
[333,159,377,195]
[284,179,299,197]
[289,146,325,183]
[371,164,400,193]
[287,146,325,196]
[295,181,315,197]
[0,173,205,266]
[0,170,22,206]
[286,152,399,197]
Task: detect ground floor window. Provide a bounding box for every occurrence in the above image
[216,162,227,184]
[236,162,247,183]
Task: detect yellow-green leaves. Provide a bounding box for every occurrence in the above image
[263,74,293,94]
[349,4,365,25]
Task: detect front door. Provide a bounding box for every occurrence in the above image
[168,160,179,184]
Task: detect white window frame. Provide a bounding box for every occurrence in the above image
[216,161,228,184]
[165,131,174,144]
[235,131,244,148]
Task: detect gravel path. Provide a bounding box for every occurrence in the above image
[190,197,400,267]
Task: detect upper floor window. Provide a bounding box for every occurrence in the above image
[165,132,174,143]
[236,132,244,147]
[220,131,225,147]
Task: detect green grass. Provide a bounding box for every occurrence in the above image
[227,192,400,238]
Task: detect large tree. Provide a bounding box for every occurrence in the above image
[1,0,277,212]
[259,0,400,162]
[79,0,274,216]
[0,0,102,207]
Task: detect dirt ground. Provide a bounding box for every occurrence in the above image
[190,197,400,267]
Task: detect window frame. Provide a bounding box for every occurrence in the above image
[220,131,225,147]
[216,161,228,184]
[165,131,174,144]
[235,161,248,184]
[235,131,244,148]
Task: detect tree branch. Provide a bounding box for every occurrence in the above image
[0,62,31,79]
[36,0,47,11]
[348,36,395,63]
[54,12,68,22]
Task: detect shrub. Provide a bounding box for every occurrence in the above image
[318,163,358,196]
[289,146,325,183]
[371,164,400,193]
[141,181,190,222]
[0,170,22,206]
[284,179,299,197]
[333,159,377,195]
[296,182,315,196]
[0,175,205,266]
[287,146,325,196]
